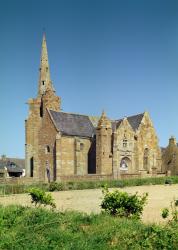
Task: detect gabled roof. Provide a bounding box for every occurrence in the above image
[49,110,144,137]
[115,113,144,131]
[127,113,144,131]
[49,110,95,138]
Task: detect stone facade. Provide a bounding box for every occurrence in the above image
[25,35,165,182]
[162,137,178,176]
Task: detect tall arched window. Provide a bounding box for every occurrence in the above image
[143,148,149,170]
[30,157,34,177]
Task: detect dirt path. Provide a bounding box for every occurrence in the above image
[0,184,178,224]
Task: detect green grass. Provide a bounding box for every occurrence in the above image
[0,205,177,250]
[48,176,178,191]
[0,182,48,195]
[0,176,178,195]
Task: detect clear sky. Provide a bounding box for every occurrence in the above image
[0,0,178,158]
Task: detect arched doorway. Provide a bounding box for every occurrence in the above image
[120,157,131,172]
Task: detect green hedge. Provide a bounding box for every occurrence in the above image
[0,176,178,195]
[48,176,178,191]
[0,205,177,249]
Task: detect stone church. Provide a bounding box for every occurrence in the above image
[25,34,163,182]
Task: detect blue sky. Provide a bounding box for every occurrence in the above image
[0,0,178,158]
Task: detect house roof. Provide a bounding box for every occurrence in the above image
[49,110,144,137]
[0,160,23,173]
[114,113,144,131]
[49,110,95,138]
[126,113,144,131]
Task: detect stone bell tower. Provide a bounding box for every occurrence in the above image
[96,111,113,175]
[25,34,61,179]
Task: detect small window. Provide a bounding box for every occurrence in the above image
[134,135,138,141]
[123,139,127,148]
[80,143,84,151]
[42,80,45,85]
[45,145,50,154]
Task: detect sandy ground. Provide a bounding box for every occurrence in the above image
[0,184,178,224]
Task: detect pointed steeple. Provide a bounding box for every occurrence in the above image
[38,33,55,96]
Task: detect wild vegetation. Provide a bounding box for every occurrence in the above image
[28,188,56,208]
[0,205,177,250]
[101,186,148,219]
[161,198,178,222]
[1,176,178,195]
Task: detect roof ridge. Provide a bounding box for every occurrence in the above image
[115,112,144,121]
[49,109,93,118]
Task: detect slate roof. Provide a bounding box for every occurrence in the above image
[127,113,144,131]
[0,160,23,173]
[114,113,144,131]
[49,110,95,138]
[49,110,144,137]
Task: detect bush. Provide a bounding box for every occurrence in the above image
[101,187,148,219]
[165,179,172,185]
[28,188,56,208]
[49,182,64,191]
[161,208,169,219]
[161,198,178,222]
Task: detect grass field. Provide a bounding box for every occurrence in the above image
[0,205,177,250]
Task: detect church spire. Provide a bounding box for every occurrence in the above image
[38,33,55,96]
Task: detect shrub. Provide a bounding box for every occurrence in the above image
[161,198,178,222]
[101,187,148,219]
[161,208,169,219]
[165,179,172,185]
[28,188,56,208]
[49,182,64,191]
[175,199,178,207]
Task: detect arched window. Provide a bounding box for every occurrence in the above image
[120,157,131,171]
[45,145,50,154]
[143,148,149,170]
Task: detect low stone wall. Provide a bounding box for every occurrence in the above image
[0,177,41,185]
[59,174,113,182]
[0,172,166,185]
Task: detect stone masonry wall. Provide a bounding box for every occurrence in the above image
[136,112,162,173]
[38,110,58,181]
[56,136,91,177]
[25,98,42,178]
